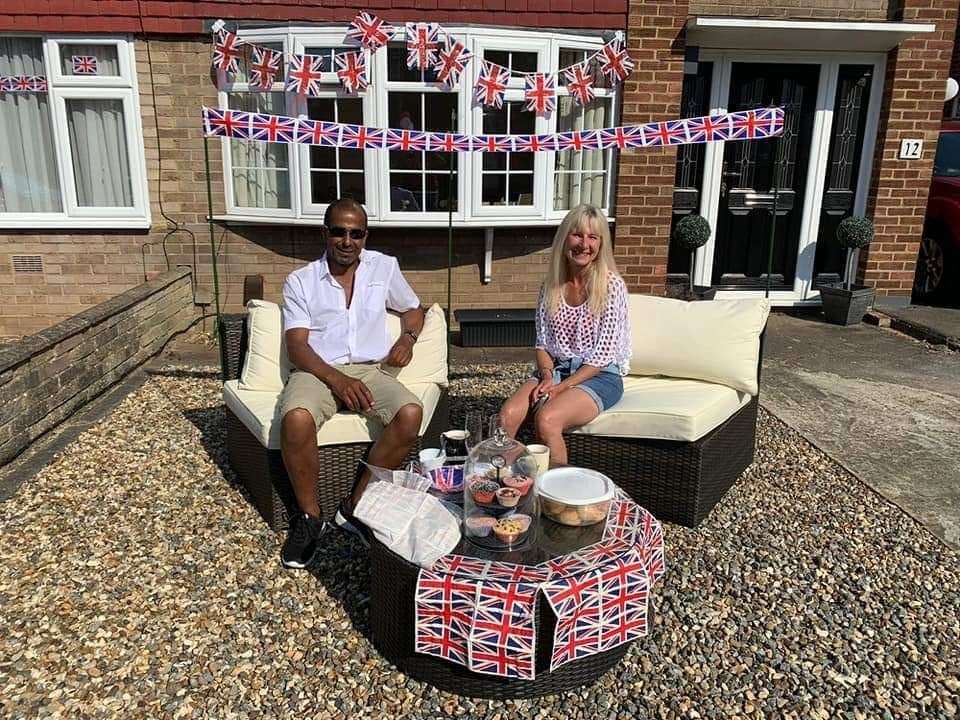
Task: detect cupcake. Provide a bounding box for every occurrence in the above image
[470,479,499,504]
[496,486,521,508]
[465,516,497,537]
[492,517,526,545]
[503,474,533,496]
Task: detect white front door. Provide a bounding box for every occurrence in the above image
[684,52,885,305]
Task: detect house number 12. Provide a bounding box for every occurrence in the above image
[899,139,923,160]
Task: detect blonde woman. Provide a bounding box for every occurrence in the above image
[499,204,630,466]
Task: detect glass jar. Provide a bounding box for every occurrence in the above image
[462,424,540,551]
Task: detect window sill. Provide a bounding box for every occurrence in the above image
[0,217,152,231]
[212,214,614,229]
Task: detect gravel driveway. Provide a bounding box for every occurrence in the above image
[1,364,957,719]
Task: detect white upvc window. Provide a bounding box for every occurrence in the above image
[0,35,150,229]
[220,26,619,227]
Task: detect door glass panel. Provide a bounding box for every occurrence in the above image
[813,65,873,288]
[711,63,819,290]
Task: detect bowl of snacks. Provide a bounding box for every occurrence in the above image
[537,467,613,527]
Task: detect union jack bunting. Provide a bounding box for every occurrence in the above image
[644,118,690,146]
[597,547,650,652]
[346,12,395,51]
[564,62,595,106]
[538,550,600,581]
[556,130,601,152]
[474,61,509,109]
[634,509,665,583]
[27,76,47,92]
[385,128,427,152]
[524,73,556,115]
[294,119,340,147]
[433,40,472,88]
[0,75,45,93]
[431,554,490,577]
[415,570,479,665]
[598,39,634,84]
[250,113,298,143]
[472,134,514,153]
[202,107,251,138]
[71,55,98,75]
[335,51,368,94]
[249,45,281,90]
[484,562,550,584]
[406,22,440,71]
[542,570,603,670]
[598,124,645,149]
[426,132,473,153]
[285,54,325,97]
[212,30,244,75]
[468,580,538,679]
[513,134,559,153]
[340,124,385,149]
[727,108,783,140]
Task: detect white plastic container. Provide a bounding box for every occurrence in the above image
[537,467,614,527]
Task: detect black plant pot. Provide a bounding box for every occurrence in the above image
[678,285,717,302]
[820,284,875,326]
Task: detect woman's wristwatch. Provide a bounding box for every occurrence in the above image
[403,329,419,342]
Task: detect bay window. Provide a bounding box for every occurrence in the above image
[220,27,619,226]
[0,36,149,228]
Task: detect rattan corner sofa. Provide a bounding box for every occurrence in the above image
[219,287,449,531]
[558,295,770,528]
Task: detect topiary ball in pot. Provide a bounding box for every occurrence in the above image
[836,215,874,249]
[673,214,711,294]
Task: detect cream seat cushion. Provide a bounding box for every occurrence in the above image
[627,295,769,396]
[238,300,448,393]
[224,380,442,449]
[571,375,752,442]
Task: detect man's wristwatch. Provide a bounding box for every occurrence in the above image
[403,329,419,342]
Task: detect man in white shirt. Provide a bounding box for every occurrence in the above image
[279,198,425,569]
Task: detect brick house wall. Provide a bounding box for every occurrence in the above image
[686,0,889,20]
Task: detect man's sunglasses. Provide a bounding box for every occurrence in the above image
[327,226,368,239]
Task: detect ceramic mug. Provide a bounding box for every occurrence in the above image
[418,448,446,473]
[525,443,550,477]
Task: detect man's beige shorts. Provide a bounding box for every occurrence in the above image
[280,364,421,429]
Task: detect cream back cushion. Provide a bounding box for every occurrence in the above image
[239,300,448,392]
[627,296,770,395]
[238,300,290,393]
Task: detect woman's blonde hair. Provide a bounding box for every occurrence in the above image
[544,204,619,318]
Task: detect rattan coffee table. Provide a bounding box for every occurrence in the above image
[368,503,658,699]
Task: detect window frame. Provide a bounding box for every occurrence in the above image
[220,26,619,228]
[0,34,150,229]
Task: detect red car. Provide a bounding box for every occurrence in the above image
[915,121,960,301]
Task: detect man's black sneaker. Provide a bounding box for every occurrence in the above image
[334,499,372,548]
[281,512,326,569]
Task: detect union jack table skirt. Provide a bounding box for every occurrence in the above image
[368,489,664,699]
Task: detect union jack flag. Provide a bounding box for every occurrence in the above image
[433,39,472,88]
[415,570,479,665]
[602,495,643,544]
[295,119,340,146]
[564,62,595,106]
[385,128,427,152]
[335,51,368,93]
[682,113,725,144]
[27,76,47,92]
[474,60,509,109]
[340,124,385,149]
[598,124,645,149]
[579,538,631,565]
[212,30,244,75]
[249,113,298,143]
[644,118,689,146]
[432,554,490,577]
[285,54,325,97]
[405,22,440,71]
[726,108,781,141]
[634,509,666,582]
[543,569,603,670]
[249,45,281,90]
[71,55,98,75]
[513,134,559,152]
[538,551,601,583]
[346,12,395,51]
[524,73,556,115]
[468,580,538,679]
[202,107,250,139]
[484,562,550,584]
[472,134,513,153]
[426,132,473,153]
[597,547,650,652]
[598,39,634,84]
[556,130,601,152]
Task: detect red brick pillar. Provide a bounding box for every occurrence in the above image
[613,0,688,295]
[860,0,958,299]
